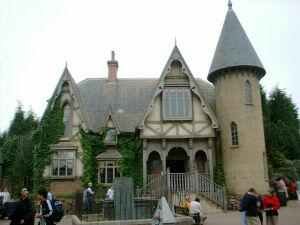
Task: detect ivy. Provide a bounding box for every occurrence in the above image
[32,97,64,192]
[80,129,104,187]
[118,133,143,187]
[79,130,143,188]
[213,161,226,186]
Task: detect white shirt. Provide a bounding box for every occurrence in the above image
[106,188,114,200]
[190,201,203,216]
[0,192,11,203]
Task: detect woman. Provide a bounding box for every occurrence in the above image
[36,189,53,225]
[263,189,280,225]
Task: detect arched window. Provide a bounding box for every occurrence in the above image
[231,122,239,145]
[63,104,72,137]
[245,80,253,104]
[170,60,183,73]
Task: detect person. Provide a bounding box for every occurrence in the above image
[288,178,297,200]
[242,188,260,225]
[189,197,206,225]
[10,188,35,225]
[106,187,114,200]
[0,187,11,204]
[83,182,94,213]
[180,195,191,216]
[239,193,248,225]
[263,189,280,225]
[276,177,288,206]
[36,189,53,225]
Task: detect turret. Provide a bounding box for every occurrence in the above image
[208,1,269,194]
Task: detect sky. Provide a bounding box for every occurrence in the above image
[0,0,299,132]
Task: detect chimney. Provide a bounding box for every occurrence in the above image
[107,51,118,81]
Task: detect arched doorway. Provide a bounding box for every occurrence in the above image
[166,147,189,173]
[195,150,208,175]
[147,151,162,175]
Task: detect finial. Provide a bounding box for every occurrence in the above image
[111,51,115,61]
[65,61,68,68]
[228,0,232,9]
[174,37,177,47]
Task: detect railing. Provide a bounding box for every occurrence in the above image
[145,172,227,210]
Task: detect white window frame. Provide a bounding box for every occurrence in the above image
[98,161,120,184]
[162,88,192,121]
[51,151,75,177]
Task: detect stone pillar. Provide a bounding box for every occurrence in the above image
[162,151,167,175]
[143,149,148,187]
[188,151,194,173]
[208,138,214,180]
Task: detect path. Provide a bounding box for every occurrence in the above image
[0,201,299,225]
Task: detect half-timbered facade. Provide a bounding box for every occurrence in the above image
[45,3,269,195]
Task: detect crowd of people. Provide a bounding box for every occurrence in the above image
[240,177,299,225]
[7,188,59,225]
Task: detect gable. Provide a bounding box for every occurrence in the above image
[140,46,218,137]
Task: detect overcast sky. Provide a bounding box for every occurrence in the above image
[0,0,299,132]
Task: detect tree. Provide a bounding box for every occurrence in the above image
[261,87,300,179]
[268,87,300,159]
[1,105,38,195]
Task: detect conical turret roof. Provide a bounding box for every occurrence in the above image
[208,4,265,82]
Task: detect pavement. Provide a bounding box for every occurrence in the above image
[0,201,299,225]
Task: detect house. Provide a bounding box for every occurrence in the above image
[44,2,269,196]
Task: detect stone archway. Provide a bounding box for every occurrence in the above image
[147,151,162,175]
[195,150,208,175]
[166,147,189,173]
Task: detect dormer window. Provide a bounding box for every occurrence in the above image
[162,88,192,121]
[104,128,117,145]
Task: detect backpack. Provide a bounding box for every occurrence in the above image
[50,199,64,223]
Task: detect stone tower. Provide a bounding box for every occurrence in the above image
[208,2,269,194]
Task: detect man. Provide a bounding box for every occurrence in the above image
[83,182,95,213]
[106,187,114,200]
[242,188,260,225]
[10,188,34,225]
[189,197,206,225]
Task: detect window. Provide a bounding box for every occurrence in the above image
[52,151,75,177]
[63,104,72,137]
[163,88,192,120]
[245,80,253,105]
[104,128,117,145]
[98,161,120,184]
[231,122,239,145]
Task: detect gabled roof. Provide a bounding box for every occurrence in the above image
[78,77,215,133]
[139,45,218,129]
[208,4,265,82]
[46,66,90,131]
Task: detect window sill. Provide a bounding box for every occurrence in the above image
[245,103,254,106]
[49,176,76,180]
[230,145,239,149]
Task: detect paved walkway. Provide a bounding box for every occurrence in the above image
[1,201,299,225]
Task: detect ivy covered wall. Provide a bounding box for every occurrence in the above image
[33,97,64,192]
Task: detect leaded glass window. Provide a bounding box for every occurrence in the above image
[97,161,120,184]
[63,104,72,137]
[245,80,253,105]
[231,122,239,146]
[51,151,75,177]
[162,88,192,120]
